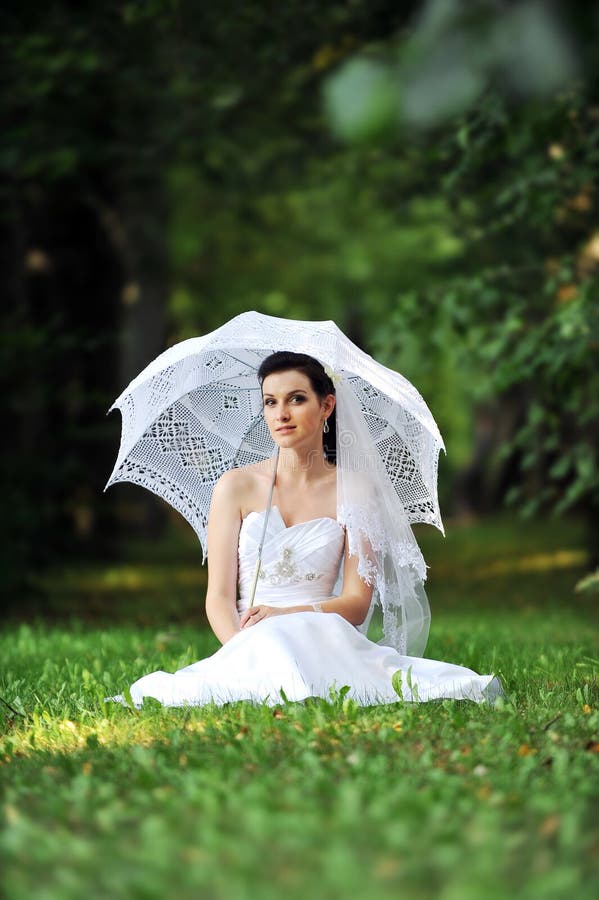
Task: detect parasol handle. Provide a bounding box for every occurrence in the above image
[248,446,279,609]
[247,559,262,611]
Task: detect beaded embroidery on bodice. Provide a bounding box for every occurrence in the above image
[237,506,345,613]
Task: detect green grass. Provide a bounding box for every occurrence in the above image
[1,514,598,900]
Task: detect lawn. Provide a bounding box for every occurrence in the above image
[1,514,597,900]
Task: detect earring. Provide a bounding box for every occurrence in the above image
[323,419,329,434]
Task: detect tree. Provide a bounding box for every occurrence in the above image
[324,0,599,559]
[0,0,419,591]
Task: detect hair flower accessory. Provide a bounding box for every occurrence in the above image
[323,363,343,386]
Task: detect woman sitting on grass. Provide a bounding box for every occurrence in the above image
[114,352,503,708]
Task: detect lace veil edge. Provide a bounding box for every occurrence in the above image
[335,378,431,656]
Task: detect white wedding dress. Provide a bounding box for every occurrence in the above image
[118,507,504,708]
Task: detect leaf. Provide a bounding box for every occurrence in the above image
[323,58,397,143]
[122,686,137,713]
[517,743,538,757]
[575,570,599,595]
[391,669,404,699]
[548,455,572,480]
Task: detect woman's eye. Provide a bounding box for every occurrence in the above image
[263,396,304,406]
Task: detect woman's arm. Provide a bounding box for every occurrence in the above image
[240,530,373,629]
[204,471,244,644]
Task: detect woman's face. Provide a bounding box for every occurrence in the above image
[261,369,334,450]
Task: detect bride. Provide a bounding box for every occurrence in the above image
[118,351,503,708]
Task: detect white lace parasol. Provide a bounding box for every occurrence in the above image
[106,311,446,655]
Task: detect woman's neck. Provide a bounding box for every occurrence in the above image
[275,447,334,484]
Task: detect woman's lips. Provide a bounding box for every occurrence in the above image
[276,426,296,433]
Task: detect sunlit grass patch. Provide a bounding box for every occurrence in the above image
[1,616,597,900]
[1,513,597,898]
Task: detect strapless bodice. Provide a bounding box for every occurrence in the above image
[237,506,345,612]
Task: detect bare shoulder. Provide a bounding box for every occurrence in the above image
[211,461,271,513]
[212,466,250,501]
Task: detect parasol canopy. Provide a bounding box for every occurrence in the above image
[106,311,445,560]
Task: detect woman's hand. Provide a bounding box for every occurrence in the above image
[239,605,283,629]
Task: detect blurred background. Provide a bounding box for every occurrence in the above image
[2,0,597,620]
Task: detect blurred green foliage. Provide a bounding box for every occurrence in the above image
[1,1,598,595]
[323,0,599,531]
[325,0,578,138]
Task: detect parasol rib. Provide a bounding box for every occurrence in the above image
[247,447,279,609]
